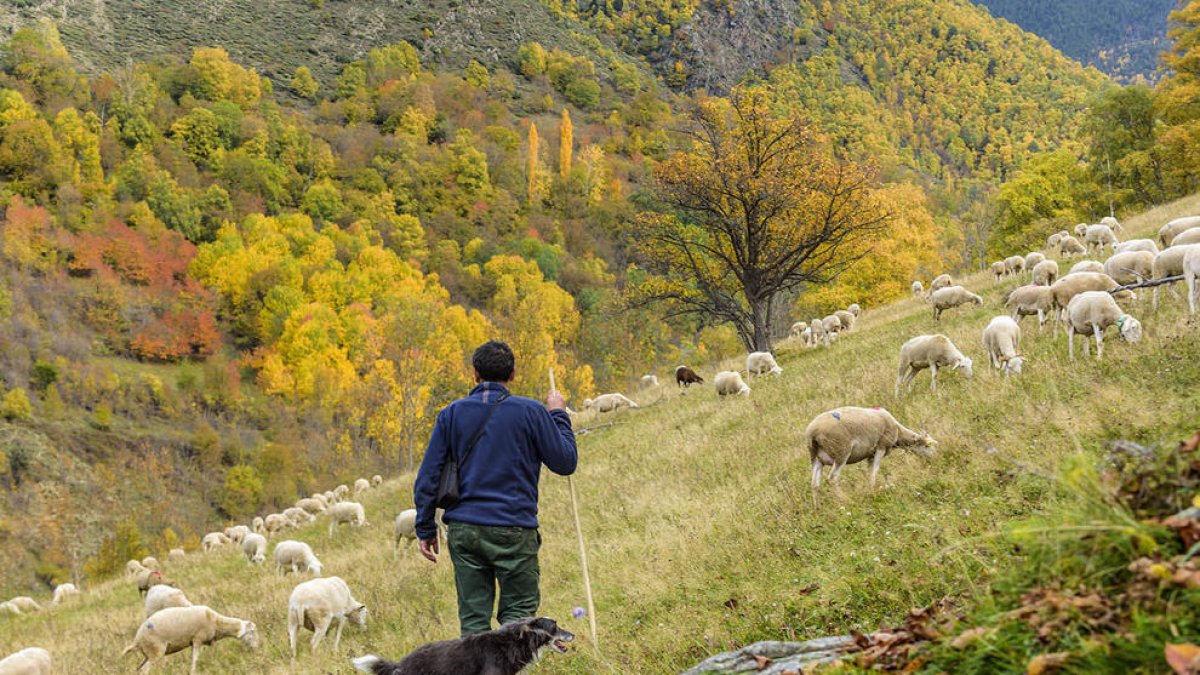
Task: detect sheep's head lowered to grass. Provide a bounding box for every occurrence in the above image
[902,429,939,458]
[1117,315,1143,343]
[952,356,974,378]
[238,621,260,650]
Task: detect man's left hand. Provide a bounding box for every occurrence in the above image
[419,538,439,563]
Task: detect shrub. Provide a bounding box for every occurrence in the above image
[1,388,33,421]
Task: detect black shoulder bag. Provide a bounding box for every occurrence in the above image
[434,394,508,509]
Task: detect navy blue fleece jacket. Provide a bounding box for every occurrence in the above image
[413,382,577,540]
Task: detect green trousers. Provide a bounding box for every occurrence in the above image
[447,521,542,636]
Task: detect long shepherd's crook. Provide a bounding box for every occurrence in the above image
[550,367,599,648]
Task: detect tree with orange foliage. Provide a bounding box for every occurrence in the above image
[559,108,573,177]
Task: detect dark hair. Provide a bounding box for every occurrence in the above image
[473,340,515,382]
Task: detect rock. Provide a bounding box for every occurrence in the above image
[680,636,855,674]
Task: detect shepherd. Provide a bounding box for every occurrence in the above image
[413,340,578,636]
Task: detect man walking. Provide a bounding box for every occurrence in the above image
[414,340,577,636]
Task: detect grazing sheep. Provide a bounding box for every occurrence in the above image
[799,326,812,347]
[1113,238,1159,255]
[582,393,639,413]
[639,374,659,388]
[1100,216,1124,234]
[140,556,160,571]
[929,274,953,293]
[1173,228,1200,247]
[1104,250,1154,285]
[745,351,782,378]
[328,501,369,536]
[264,514,290,535]
[296,498,326,516]
[51,583,80,606]
[251,517,265,534]
[714,371,751,397]
[284,507,316,527]
[201,532,230,552]
[122,605,258,675]
[7,597,42,613]
[371,475,383,488]
[135,569,174,597]
[145,585,192,618]
[990,260,1006,282]
[0,648,51,675]
[274,541,323,576]
[1047,232,1064,250]
[1049,272,1132,334]
[1031,259,1059,286]
[674,365,704,388]
[1066,292,1143,361]
[805,407,937,500]
[982,316,1024,377]
[911,280,925,297]
[1069,260,1105,275]
[1005,285,1054,330]
[1004,255,1025,277]
[242,533,268,564]
[393,510,417,559]
[821,315,842,335]
[0,601,20,616]
[126,559,147,576]
[929,286,983,321]
[1024,252,1046,277]
[354,478,370,497]
[847,303,861,317]
[1183,246,1200,314]
[1084,224,1119,255]
[809,316,829,347]
[1159,215,1200,247]
[334,484,350,501]
[167,548,186,564]
[834,309,856,331]
[1151,244,1200,308]
[789,321,807,339]
[224,526,250,545]
[896,334,973,396]
[287,576,368,657]
[1074,222,1089,237]
[1058,235,1086,258]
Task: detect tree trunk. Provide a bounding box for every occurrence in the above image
[751,297,772,352]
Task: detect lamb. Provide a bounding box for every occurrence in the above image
[1104,250,1154,285]
[1113,239,1159,255]
[1159,215,1200,247]
[1004,255,1025,276]
[847,303,861,316]
[1005,285,1054,330]
[1047,231,1065,250]
[1173,228,1200,247]
[745,351,782,378]
[821,315,842,335]
[1058,235,1086,258]
[0,648,52,675]
[354,478,370,496]
[639,374,659,388]
[990,260,1006,282]
[1031,259,1059,286]
[1183,246,1200,314]
[674,365,704,388]
[122,605,258,675]
[929,274,952,293]
[284,506,316,527]
[51,583,80,606]
[982,316,1024,377]
[834,309,856,331]
[371,475,383,488]
[334,484,350,501]
[201,532,230,552]
[167,548,186,564]
[929,285,983,321]
[7,597,43,613]
[805,407,937,500]
[789,321,807,339]
[896,334,973,396]
[1048,272,1132,334]
[265,513,292,535]
[224,525,249,545]
[1069,260,1105,275]
[1065,291,1143,361]
[809,316,829,347]
[287,576,369,657]
[328,501,369,536]
[145,585,192,618]
[393,510,417,559]
[1084,224,1119,255]
[911,280,924,298]
[1100,216,1124,234]
[135,569,174,597]
[1151,244,1200,308]
[274,540,323,576]
[1074,222,1089,237]
[296,498,326,515]
[582,393,639,413]
[242,533,268,564]
[714,371,751,397]
[251,517,265,534]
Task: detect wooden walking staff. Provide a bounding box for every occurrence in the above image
[549,367,599,647]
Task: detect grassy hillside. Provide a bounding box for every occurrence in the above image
[3,193,1198,673]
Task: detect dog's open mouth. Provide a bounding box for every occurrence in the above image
[552,639,570,653]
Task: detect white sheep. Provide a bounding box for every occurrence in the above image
[847,303,861,316]
[799,326,812,347]
[805,407,937,500]
[7,597,43,613]
[1047,231,1065,250]
[393,510,417,559]
[1058,235,1086,258]
[1183,246,1200,314]
[242,533,268,564]
[287,576,368,657]
[295,498,326,515]
[929,286,983,321]
[714,371,751,397]
[1100,216,1125,234]
[809,316,829,347]
[201,532,231,552]
[1066,291,1143,361]
[0,648,51,675]
[251,517,265,534]
[788,321,807,339]
[990,260,1006,282]
[1113,238,1159,256]
[636,374,658,389]
[224,525,250,545]
[1104,250,1154,285]
[51,583,80,606]
[334,484,350,500]
[582,393,639,413]
[1151,244,1200,308]
[1174,228,1200,247]
[1004,255,1025,277]
[911,280,924,298]
[1031,259,1059,286]
[896,334,973,396]
[134,569,174,597]
[371,475,383,488]
[283,507,316,527]
[141,556,160,571]
[821,315,842,335]
[982,316,1024,376]
[145,585,192,618]
[354,478,370,497]
[1049,272,1132,334]
[1024,252,1046,278]
[1005,285,1054,330]
[122,605,258,674]
[264,513,290,535]
[126,559,147,576]
[274,540,323,576]
[1159,215,1200,247]
[1074,222,1089,237]
[834,309,856,331]
[1069,260,1105,275]
[1084,224,1119,255]
[0,601,20,616]
[745,351,782,378]
[328,501,369,536]
[929,274,953,293]
[167,548,186,564]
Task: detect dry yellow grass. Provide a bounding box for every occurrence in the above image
[2,194,1199,673]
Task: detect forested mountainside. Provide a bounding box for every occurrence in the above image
[974,0,1176,83]
[0,0,1109,591]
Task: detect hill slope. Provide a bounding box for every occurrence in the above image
[2,194,1198,673]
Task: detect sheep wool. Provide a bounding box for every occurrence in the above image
[1049,272,1131,334]
[745,352,782,378]
[145,585,192,618]
[1069,260,1104,275]
[1103,250,1154,285]
[121,606,258,673]
[1004,285,1054,330]
[286,576,368,657]
[51,583,80,606]
[0,647,52,675]
[1152,244,1200,308]
[896,334,973,395]
[714,371,751,397]
[274,540,323,576]
[242,533,268,564]
[805,407,937,500]
[982,316,1024,377]
[1065,291,1143,361]
[583,393,639,413]
[1113,238,1159,256]
[394,510,418,559]
[929,274,953,293]
[1159,215,1200,247]
[929,286,983,321]
[1031,259,1059,287]
[328,502,369,537]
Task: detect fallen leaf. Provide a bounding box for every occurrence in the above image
[1180,431,1200,454]
[1166,643,1200,675]
[796,583,820,596]
[951,626,993,649]
[1027,651,1070,674]
[753,654,772,670]
[723,598,739,610]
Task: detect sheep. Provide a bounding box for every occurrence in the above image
[1113,238,1159,256]
[1058,235,1086,258]
[1104,250,1154,285]
[127,560,147,576]
[0,648,51,675]
[847,303,861,317]
[135,569,174,597]
[805,407,937,500]
[1100,216,1124,234]
[393,510,417,559]
[7,597,43,613]
[264,513,292,535]
[1084,224,1119,255]
[1024,252,1046,277]
[1004,255,1025,277]
[911,280,925,298]
[1151,244,1200,308]
[1159,215,1200,247]
[167,548,186,564]
[334,484,350,500]
[0,601,20,616]
[1049,272,1133,334]
[982,316,1024,377]
[639,374,659,388]
[834,309,856,331]
[1074,222,1089,237]
[328,501,369,536]
[789,321,807,339]
[1005,285,1054,330]
[296,498,326,515]
[323,490,338,504]
[583,393,639,413]
[714,371,751,397]
[990,260,1006,282]
[1047,231,1064,250]
[140,556,160,571]
[1069,260,1105,275]
[1031,259,1059,286]
[201,532,230,552]
[896,334,973,396]
[274,540,323,576]
[122,605,258,675]
[929,285,983,321]
[1183,246,1200,314]
[251,517,265,534]
[1066,291,1143,361]
[354,478,370,497]
[1174,228,1200,247]
[284,507,316,527]
[745,351,782,378]
[929,274,952,293]
[287,576,368,658]
[809,316,829,347]
[224,525,250,545]
[51,583,80,606]
[821,315,842,335]
[145,585,192,618]
[242,533,268,564]
[674,365,704,388]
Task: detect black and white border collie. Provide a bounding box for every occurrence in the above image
[352,616,574,675]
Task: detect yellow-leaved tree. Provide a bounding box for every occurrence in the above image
[559,108,573,177]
